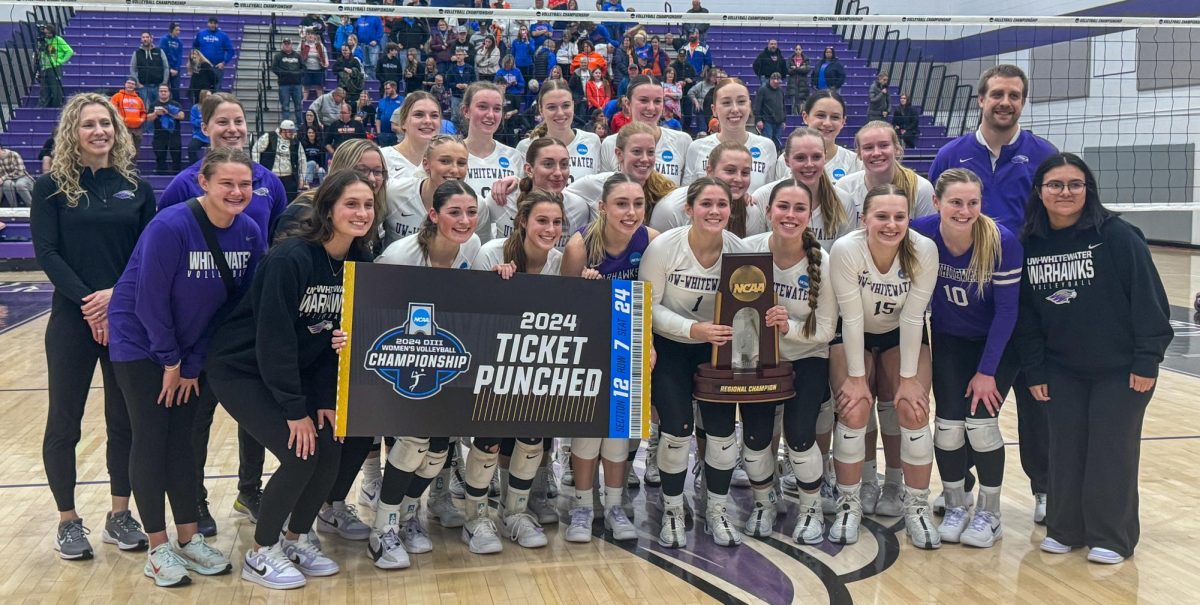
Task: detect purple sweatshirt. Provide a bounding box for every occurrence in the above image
[157,160,289,242]
[911,215,1022,376]
[108,201,265,378]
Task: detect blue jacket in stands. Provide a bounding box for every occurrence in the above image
[355,16,385,47]
[158,33,183,71]
[193,27,235,65]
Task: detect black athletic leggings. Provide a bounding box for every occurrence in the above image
[43,295,131,512]
[113,359,201,533]
[931,331,1018,489]
[208,363,342,547]
[193,397,266,501]
[326,436,375,505]
[379,437,451,505]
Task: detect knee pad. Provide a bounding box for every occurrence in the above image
[815,397,835,434]
[416,447,448,480]
[742,445,775,484]
[386,436,430,473]
[900,426,934,466]
[934,419,966,451]
[833,422,867,464]
[571,437,601,460]
[865,406,878,434]
[877,400,901,436]
[657,432,692,475]
[787,442,823,488]
[508,438,543,481]
[704,432,739,471]
[464,446,499,490]
[966,417,1005,453]
[602,439,630,463]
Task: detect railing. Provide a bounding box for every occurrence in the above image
[832,0,976,139]
[253,13,280,140]
[0,7,73,130]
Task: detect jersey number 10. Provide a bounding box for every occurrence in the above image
[942,285,970,307]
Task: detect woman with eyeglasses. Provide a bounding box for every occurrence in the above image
[1016,153,1171,565]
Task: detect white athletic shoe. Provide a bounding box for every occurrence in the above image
[875,482,904,517]
[819,477,838,514]
[400,516,433,554]
[779,457,798,494]
[358,476,382,511]
[792,501,825,545]
[564,507,593,543]
[705,504,743,547]
[317,503,371,540]
[960,510,1002,548]
[932,488,971,516]
[560,465,575,488]
[643,442,661,486]
[1087,547,1125,565]
[626,465,641,489]
[860,481,881,515]
[744,501,777,538]
[177,534,232,576]
[427,490,466,528]
[243,543,306,590]
[461,514,504,555]
[828,492,863,545]
[903,492,941,550]
[730,463,751,488]
[528,490,559,525]
[144,543,191,588]
[658,505,687,548]
[282,533,340,576]
[449,467,467,500]
[1033,492,1048,525]
[1040,536,1074,554]
[368,528,411,569]
[503,512,548,548]
[605,506,638,541]
[938,506,970,544]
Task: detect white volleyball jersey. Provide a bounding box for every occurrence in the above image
[682,132,778,193]
[482,188,593,250]
[376,231,482,270]
[834,170,936,229]
[829,229,937,378]
[749,177,858,250]
[471,237,563,275]
[648,187,767,237]
[599,127,693,184]
[768,143,863,184]
[742,233,837,361]
[465,143,523,204]
[640,225,748,344]
[382,177,430,247]
[381,146,421,181]
[516,129,602,184]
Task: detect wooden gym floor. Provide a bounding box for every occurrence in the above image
[1,247,1199,604]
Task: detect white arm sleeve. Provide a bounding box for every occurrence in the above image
[896,239,938,378]
[641,238,696,341]
[830,239,868,377]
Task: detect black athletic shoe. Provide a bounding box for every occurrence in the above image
[233,489,263,523]
[197,499,218,537]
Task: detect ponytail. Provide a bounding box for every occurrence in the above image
[863,183,919,280]
[527,79,573,140]
[858,120,920,214]
[800,228,824,338]
[785,128,848,234]
[584,173,641,268]
[933,168,997,297]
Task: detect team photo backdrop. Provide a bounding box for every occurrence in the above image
[336,263,650,439]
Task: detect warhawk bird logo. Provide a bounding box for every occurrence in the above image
[1046,289,1077,305]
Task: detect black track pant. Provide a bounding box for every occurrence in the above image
[193,396,266,501]
[1044,368,1153,558]
[931,332,1018,488]
[1015,370,1050,494]
[113,359,201,533]
[326,436,375,505]
[208,364,342,547]
[43,294,131,512]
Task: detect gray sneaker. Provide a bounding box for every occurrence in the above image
[55,518,94,560]
[103,510,148,551]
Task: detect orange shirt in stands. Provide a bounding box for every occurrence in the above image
[111,90,146,129]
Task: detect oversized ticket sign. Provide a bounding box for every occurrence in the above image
[336,262,650,439]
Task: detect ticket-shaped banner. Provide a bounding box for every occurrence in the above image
[336,262,650,438]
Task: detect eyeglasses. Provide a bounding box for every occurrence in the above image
[355,168,386,179]
[1041,181,1086,194]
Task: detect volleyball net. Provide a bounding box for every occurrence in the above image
[0,3,1198,212]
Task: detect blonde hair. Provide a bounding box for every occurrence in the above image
[856,120,919,211]
[526,79,573,140]
[767,179,824,337]
[392,91,441,138]
[291,139,387,210]
[584,173,641,268]
[503,189,565,273]
[614,121,675,219]
[50,94,140,207]
[934,168,1000,297]
[862,183,918,281]
[784,127,848,234]
[705,141,751,237]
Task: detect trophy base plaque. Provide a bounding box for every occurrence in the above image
[693,362,795,404]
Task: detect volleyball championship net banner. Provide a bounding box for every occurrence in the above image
[335,262,650,439]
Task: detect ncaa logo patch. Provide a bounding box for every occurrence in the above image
[661,150,674,162]
[797,274,809,289]
[832,168,846,180]
[364,303,472,399]
[577,143,588,155]
[499,157,511,169]
[750,146,762,159]
[630,252,642,266]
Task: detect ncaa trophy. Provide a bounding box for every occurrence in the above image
[693,253,795,403]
